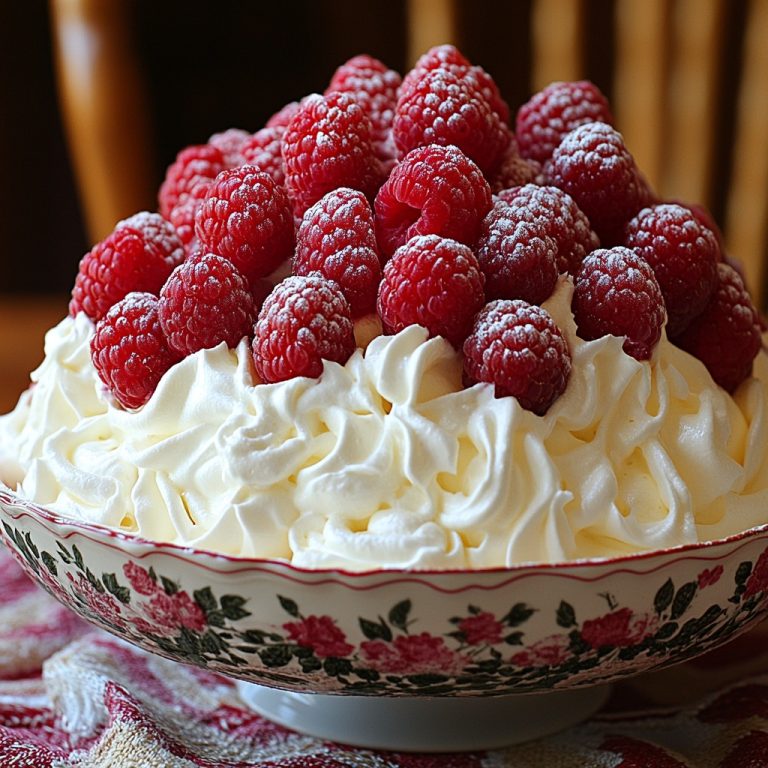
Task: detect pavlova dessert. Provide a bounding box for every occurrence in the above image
[1,46,766,570]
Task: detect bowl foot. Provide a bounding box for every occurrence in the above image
[236,682,611,752]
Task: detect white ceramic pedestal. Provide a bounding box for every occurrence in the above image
[237,682,611,752]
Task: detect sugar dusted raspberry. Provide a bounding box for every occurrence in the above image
[572,247,665,360]
[266,101,300,128]
[295,188,382,317]
[377,234,485,347]
[374,144,492,259]
[491,152,544,193]
[548,121,645,245]
[91,292,178,410]
[158,252,256,356]
[475,199,558,304]
[496,184,600,274]
[463,299,571,415]
[327,54,401,166]
[241,126,286,187]
[515,80,613,164]
[393,69,509,176]
[282,91,383,216]
[159,144,225,220]
[624,203,719,336]
[208,128,250,168]
[195,165,295,284]
[673,263,762,393]
[252,275,356,383]
[70,213,185,321]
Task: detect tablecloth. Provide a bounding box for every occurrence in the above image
[1,543,767,767]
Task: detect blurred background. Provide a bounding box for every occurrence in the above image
[1,0,767,409]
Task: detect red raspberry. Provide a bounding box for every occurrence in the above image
[195,165,295,284]
[474,199,558,304]
[463,300,571,415]
[548,121,645,245]
[572,247,665,360]
[515,80,613,164]
[208,128,250,167]
[672,263,762,393]
[252,275,356,383]
[159,144,225,220]
[266,101,300,128]
[327,54,402,166]
[623,203,719,336]
[393,69,509,177]
[491,152,544,193]
[241,126,286,187]
[70,212,185,321]
[90,292,179,410]
[158,252,256,356]
[377,235,485,347]
[669,198,725,253]
[401,44,510,124]
[282,91,383,217]
[374,144,492,259]
[294,188,382,317]
[496,184,600,274]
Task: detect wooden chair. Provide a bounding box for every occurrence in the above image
[50,0,768,308]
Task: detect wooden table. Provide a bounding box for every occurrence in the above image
[0,296,69,414]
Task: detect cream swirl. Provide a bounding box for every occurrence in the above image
[1,277,767,568]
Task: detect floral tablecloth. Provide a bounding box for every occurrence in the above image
[1,544,767,767]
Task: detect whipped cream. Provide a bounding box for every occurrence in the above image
[2,278,767,569]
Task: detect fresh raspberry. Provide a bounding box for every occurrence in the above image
[672,262,762,393]
[548,121,645,245]
[515,80,613,164]
[158,252,256,356]
[491,152,544,193]
[90,292,179,410]
[282,91,383,217]
[474,199,558,304]
[327,54,402,166]
[393,69,509,177]
[266,101,300,128]
[463,299,571,415]
[401,44,510,124]
[495,184,600,274]
[158,144,225,220]
[252,275,356,382]
[241,126,286,187]
[374,144,492,259]
[208,128,250,168]
[294,188,382,317]
[572,247,665,360]
[623,203,719,336]
[70,213,185,321]
[377,235,485,347]
[195,165,295,284]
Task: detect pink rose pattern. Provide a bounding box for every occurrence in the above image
[361,633,467,675]
[283,615,354,658]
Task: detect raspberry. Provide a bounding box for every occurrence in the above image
[374,144,492,259]
[327,54,402,166]
[491,152,544,193]
[463,299,571,415]
[194,165,295,284]
[495,184,600,274]
[515,80,613,164]
[572,247,665,360]
[70,212,185,321]
[393,69,509,176]
[282,91,383,216]
[208,128,250,167]
[294,188,382,317]
[158,144,225,220]
[669,199,725,253]
[623,203,719,336]
[401,44,510,124]
[266,101,300,128]
[377,235,485,347]
[252,275,356,383]
[548,121,645,245]
[90,292,178,410]
[241,126,286,187]
[672,263,762,393]
[158,252,256,356]
[474,199,558,304]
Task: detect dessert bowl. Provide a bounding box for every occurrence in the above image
[2,486,768,750]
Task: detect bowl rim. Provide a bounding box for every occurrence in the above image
[2,484,767,578]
